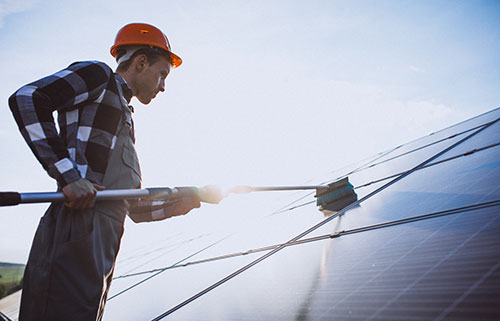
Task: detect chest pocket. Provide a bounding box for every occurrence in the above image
[121,144,142,188]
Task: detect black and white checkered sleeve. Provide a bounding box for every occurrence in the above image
[128,197,202,223]
[8,61,113,187]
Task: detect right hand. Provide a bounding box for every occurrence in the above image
[62,178,105,209]
[163,197,201,218]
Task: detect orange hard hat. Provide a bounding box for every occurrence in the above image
[110,23,182,68]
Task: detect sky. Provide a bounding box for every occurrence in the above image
[0,0,499,266]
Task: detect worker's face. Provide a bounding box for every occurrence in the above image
[134,55,171,104]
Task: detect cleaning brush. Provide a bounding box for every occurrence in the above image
[227,178,357,212]
[315,177,358,211]
[0,178,358,212]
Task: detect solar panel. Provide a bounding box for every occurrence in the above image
[309,125,500,237]
[170,206,500,321]
[102,107,500,320]
[320,109,500,198]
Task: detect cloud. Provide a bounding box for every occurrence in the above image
[409,65,425,73]
[0,0,39,27]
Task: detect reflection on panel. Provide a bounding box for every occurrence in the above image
[104,252,262,320]
[170,205,500,321]
[345,130,469,196]
[426,118,500,164]
[311,130,500,238]
[356,107,500,172]
[318,109,500,203]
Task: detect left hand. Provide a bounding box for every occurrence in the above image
[198,185,225,204]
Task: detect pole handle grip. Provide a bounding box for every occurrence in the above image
[0,192,21,206]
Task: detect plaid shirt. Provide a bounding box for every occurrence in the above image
[9,61,128,187]
[9,60,199,221]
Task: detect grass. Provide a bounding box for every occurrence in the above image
[0,263,25,299]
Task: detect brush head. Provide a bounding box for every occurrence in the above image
[315,177,357,211]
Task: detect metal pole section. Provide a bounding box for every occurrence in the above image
[1,185,329,206]
[229,185,329,193]
[19,189,152,204]
[249,185,329,191]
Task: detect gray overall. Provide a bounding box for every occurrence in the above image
[19,104,141,321]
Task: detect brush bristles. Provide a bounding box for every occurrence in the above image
[315,177,358,210]
[319,193,358,212]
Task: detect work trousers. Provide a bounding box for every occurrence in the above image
[19,104,141,321]
[19,204,124,321]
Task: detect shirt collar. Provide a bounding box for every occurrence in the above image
[115,73,133,104]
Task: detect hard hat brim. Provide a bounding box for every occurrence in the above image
[110,43,182,68]
[169,51,182,68]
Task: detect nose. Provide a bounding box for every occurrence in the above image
[159,79,165,92]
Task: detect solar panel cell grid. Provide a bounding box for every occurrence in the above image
[360,108,500,169]
[310,137,500,238]
[169,206,500,320]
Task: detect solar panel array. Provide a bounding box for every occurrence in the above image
[104,107,500,320]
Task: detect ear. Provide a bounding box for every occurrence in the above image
[134,54,148,71]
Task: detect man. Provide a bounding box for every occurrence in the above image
[9,23,220,321]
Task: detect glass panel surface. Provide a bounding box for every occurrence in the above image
[357,107,500,171]
[168,206,500,321]
[320,128,472,200]
[310,140,500,238]
[104,251,262,320]
[319,108,500,196]
[426,118,500,163]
